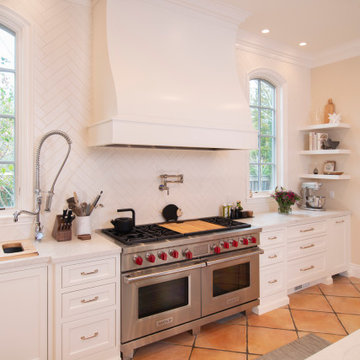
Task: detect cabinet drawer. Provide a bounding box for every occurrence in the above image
[62,310,115,360]
[260,264,285,297]
[260,246,285,267]
[62,258,116,288]
[62,284,116,319]
[287,221,326,241]
[260,229,285,247]
[287,235,326,260]
[287,253,326,288]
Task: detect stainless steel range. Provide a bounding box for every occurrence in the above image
[102,216,262,360]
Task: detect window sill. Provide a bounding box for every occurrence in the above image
[246,194,274,204]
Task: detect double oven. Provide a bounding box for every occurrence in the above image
[121,246,261,344]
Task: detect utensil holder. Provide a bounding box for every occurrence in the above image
[76,216,91,240]
[52,215,72,241]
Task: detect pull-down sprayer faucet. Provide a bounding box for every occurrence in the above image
[13,130,72,240]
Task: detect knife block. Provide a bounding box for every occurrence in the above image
[52,215,72,241]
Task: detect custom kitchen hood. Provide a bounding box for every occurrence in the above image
[89,0,257,150]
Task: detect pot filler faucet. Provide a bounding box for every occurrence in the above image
[13,130,72,241]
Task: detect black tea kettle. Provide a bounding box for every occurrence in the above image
[111,208,135,234]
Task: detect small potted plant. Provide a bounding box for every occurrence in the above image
[271,187,301,214]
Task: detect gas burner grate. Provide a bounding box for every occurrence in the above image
[200,216,251,229]
[102,224,184,245]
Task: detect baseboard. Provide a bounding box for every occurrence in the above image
[252,293,289,315]
[347,263,360,277]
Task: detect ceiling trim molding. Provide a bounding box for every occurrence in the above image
[236,30,312,68]
[312,39,360,68]
[162,0,251,25]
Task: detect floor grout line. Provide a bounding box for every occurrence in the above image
[288,303,300,339]
[319,283,349,336]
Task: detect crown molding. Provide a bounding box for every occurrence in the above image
[312,39,360,68]
[236,29,312,68]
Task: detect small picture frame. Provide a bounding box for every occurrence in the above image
[323,161,336,174]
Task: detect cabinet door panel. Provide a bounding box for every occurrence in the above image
[327,216,349,275]
[0,267,47,360]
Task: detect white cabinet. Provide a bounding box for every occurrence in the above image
[255,213,351,314]
[53,255,120,360]
[0,265,47,360]
[287,220,327,289]
[326,216,350,275]
[253,228,288,315]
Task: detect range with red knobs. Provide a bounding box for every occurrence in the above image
[101,215,262,360]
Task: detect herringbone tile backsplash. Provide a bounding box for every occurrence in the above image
[2,0,272,238]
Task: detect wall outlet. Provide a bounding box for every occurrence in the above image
[329,191,335,199]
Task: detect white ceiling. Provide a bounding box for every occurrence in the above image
[225,0,360,63]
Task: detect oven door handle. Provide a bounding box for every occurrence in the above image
[206,248,264,266]
[124,262,206,283]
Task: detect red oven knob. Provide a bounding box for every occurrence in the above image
[213,246,221,254]
[159,252,168,261]
[170,250,179,258]
[251,236,257,244]
[223,241,230,249]
[146,254,156,263]
[184,250,193,259]
[243,238,249,245]
[133,255,143,266]
[232,240,239,247]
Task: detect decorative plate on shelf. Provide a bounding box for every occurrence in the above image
[324,171,344,175]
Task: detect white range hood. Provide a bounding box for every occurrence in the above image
[89,0,257,150]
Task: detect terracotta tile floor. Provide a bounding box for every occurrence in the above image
[133,275,360,360]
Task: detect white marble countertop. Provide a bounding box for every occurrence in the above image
[0,232,121,271]
[242,209,351,231]
[0,209,350,271]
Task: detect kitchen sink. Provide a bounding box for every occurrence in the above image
[2,242,24,254]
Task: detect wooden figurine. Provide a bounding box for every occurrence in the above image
[324,98,335,123]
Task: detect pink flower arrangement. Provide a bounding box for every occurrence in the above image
[271,187,301,213]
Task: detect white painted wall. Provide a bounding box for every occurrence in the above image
[0,0,310,240]
[311,56,360,264]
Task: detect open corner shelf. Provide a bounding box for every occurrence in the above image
[299,149,351,155]
[300,174,351,180]
[299,123,351,131]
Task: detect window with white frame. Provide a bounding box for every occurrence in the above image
[249,78,276,194]
[0,25,16,208]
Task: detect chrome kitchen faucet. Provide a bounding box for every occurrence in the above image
[13,130,72,241]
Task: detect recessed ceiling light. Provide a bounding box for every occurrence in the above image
[261,29,270,34]
[299,42,307,47]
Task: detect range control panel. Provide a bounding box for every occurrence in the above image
[121,232,260,272]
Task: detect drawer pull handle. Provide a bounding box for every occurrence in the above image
[81,296,99,304]
[268,279,278,284]
[81,332,98,341]
[300,265,315,272]
[300,244,315,250]
[300,227,314,233]
[336,220,345,224]
[81,269,99,276]
[268,236,277,240]
[268,254,278,259]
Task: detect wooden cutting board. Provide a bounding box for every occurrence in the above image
[0,240,39,262]
[159,220,225,234]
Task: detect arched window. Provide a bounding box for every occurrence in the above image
[0,25,16,208]
[249,78,276,193]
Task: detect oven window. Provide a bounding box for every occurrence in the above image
[138,278,189,318]
[213,263,250,297]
